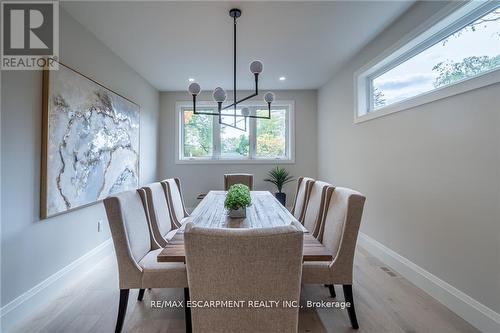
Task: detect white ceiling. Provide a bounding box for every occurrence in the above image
[62,1,415,91]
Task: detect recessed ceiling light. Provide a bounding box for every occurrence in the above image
[188,78,195,82]
[279,76,286,81]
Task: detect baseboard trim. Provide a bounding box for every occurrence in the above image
[357,232,500,333]
[0,239,114,332]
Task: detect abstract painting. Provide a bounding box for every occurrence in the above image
[41,63,140,218]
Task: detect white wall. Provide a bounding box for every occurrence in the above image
[0,8,159,314]
[159,90,318,208]
[318,0,500,315]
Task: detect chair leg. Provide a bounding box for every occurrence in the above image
[343,284,359,329]
[138,289,145,301]
[115,289,129,333]
[327,284,336,298]
[184,288,192,333]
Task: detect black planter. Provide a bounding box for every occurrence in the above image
[275,192,286,206]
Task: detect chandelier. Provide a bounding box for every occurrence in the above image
[187,8,275,131]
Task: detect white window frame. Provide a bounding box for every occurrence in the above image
[355,1,500,124]
[175,100,295,164]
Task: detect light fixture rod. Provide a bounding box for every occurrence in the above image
[233,13,237,119]
[221,74,258,111]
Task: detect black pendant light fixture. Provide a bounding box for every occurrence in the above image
[187,8,275,131]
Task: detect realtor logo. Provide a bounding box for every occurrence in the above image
[1,1,59,70]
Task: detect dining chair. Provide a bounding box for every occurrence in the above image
[139,182,178,247]
[291,176,315,222]
[302,187,366,329]
[302,181,333,237]
[162,178,189,228]
[103,189,188,333]
[184,221,304,333]
[223,173,254,191]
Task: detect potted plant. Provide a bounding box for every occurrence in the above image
[264,166,294,206]
[224,184,252,218]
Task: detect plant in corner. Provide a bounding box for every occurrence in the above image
[224,184,252,218]
[264,166,294,206]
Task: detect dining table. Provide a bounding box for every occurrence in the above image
[157,191,333,262]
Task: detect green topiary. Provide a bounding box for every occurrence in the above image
[224,184,252,211]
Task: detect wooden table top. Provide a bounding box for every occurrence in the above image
[157,191,333,262]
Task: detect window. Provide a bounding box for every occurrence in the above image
[220,114,249,159]
[256,108,287,159]
[176,101,294,163]
[356,2,500,122]
[182,110,213,158]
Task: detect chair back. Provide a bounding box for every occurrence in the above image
[302,181,332,237]
[184,222,304,333]
[318,187,366,282]
[162,178,189,228]
[291,177,314,222]
[224,173,254,191]
[140,182,176,247]
[104,190,157,288]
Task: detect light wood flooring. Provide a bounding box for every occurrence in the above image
[12,247,478,333]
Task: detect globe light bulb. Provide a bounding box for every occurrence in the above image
[250,60,263,74]
[264,92,275,103]
[241,107,250,117]
[213,87,227,103]
[188,82,201,96]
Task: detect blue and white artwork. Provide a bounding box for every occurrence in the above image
[43,64,139,217]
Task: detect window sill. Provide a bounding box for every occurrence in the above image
[175,158,295,165]
[355,68,500,124]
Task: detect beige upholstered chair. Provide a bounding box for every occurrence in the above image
[140,182,178,247]
[162,178,189,228]
[224,173,253,191]
[302,187,366,329]
[291,177,315,222]
[184,221,304,333]
[302,181,333,237]
[104,190,188,333]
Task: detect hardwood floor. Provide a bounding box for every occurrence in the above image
[12,247,478,333]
